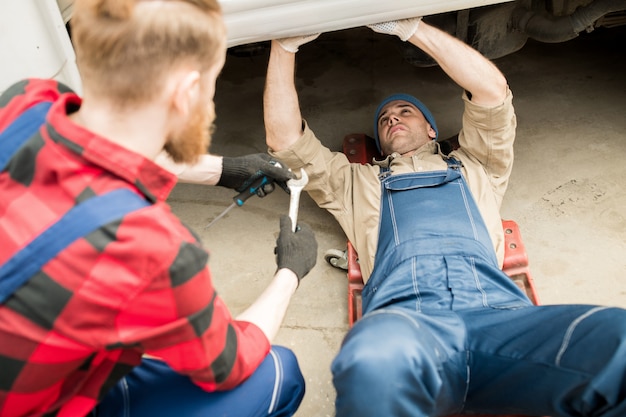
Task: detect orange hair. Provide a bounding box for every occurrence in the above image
[71,0,225,106]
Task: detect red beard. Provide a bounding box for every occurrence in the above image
[164,99,215,164]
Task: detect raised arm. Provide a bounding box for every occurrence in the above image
[369,18,507,106]
[408,21,507,106]
[264,35,319,152]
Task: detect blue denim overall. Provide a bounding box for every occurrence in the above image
[332,158,626,417]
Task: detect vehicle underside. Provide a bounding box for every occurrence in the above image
[226,0,626,65]
[403,0,626,66]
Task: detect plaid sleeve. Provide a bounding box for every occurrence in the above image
[104,209,270,391]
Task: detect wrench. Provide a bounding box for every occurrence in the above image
[286,168,309,232]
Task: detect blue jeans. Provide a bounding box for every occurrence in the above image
[94,346,304,417]
[332,304,626,417]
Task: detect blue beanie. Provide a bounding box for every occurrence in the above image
[373,93,438,154]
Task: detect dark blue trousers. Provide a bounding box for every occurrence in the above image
[95,346,304,417]
[333,304,626,417]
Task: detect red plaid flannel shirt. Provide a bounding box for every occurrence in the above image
[0,79,269,417]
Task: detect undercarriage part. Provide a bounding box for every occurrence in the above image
[512,0,626,42]
[595,9,626,27]
[401,6,528,67]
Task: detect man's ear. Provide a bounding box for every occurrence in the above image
[427,124,437,139]
[170,70,201,118]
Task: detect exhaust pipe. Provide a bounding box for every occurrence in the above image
[512,0,626,43]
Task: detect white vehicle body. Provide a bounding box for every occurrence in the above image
[1,0,624,93]
[1,0,510,94]
[218,0,512,47]
[53,0,512,47]
[1,1,81,94]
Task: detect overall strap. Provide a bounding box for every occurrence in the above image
[0,101,151,303]
[445,156,462,169]
[377,166,390,181]
[443,156,463,183]
[0,189,149,303]
[0,101,53,171]
[376,154,463,181]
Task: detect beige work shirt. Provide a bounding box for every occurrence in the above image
[270,89,516,283]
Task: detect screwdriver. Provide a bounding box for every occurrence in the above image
[204,175,273,230]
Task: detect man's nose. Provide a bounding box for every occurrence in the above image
[387,114,400,125]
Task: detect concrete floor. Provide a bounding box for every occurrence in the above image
[167,25,626,417]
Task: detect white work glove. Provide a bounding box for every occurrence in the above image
[276,33,321,53]
[367,17,422,41]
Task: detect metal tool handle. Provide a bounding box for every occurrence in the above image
[288,190,302,232]
[286,168,309,233]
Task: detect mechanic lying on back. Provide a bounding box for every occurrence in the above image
[0,0,316,416]
[263,17,626,417]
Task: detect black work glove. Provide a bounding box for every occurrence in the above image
[275,216,318,284]
[217,154,294,197]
